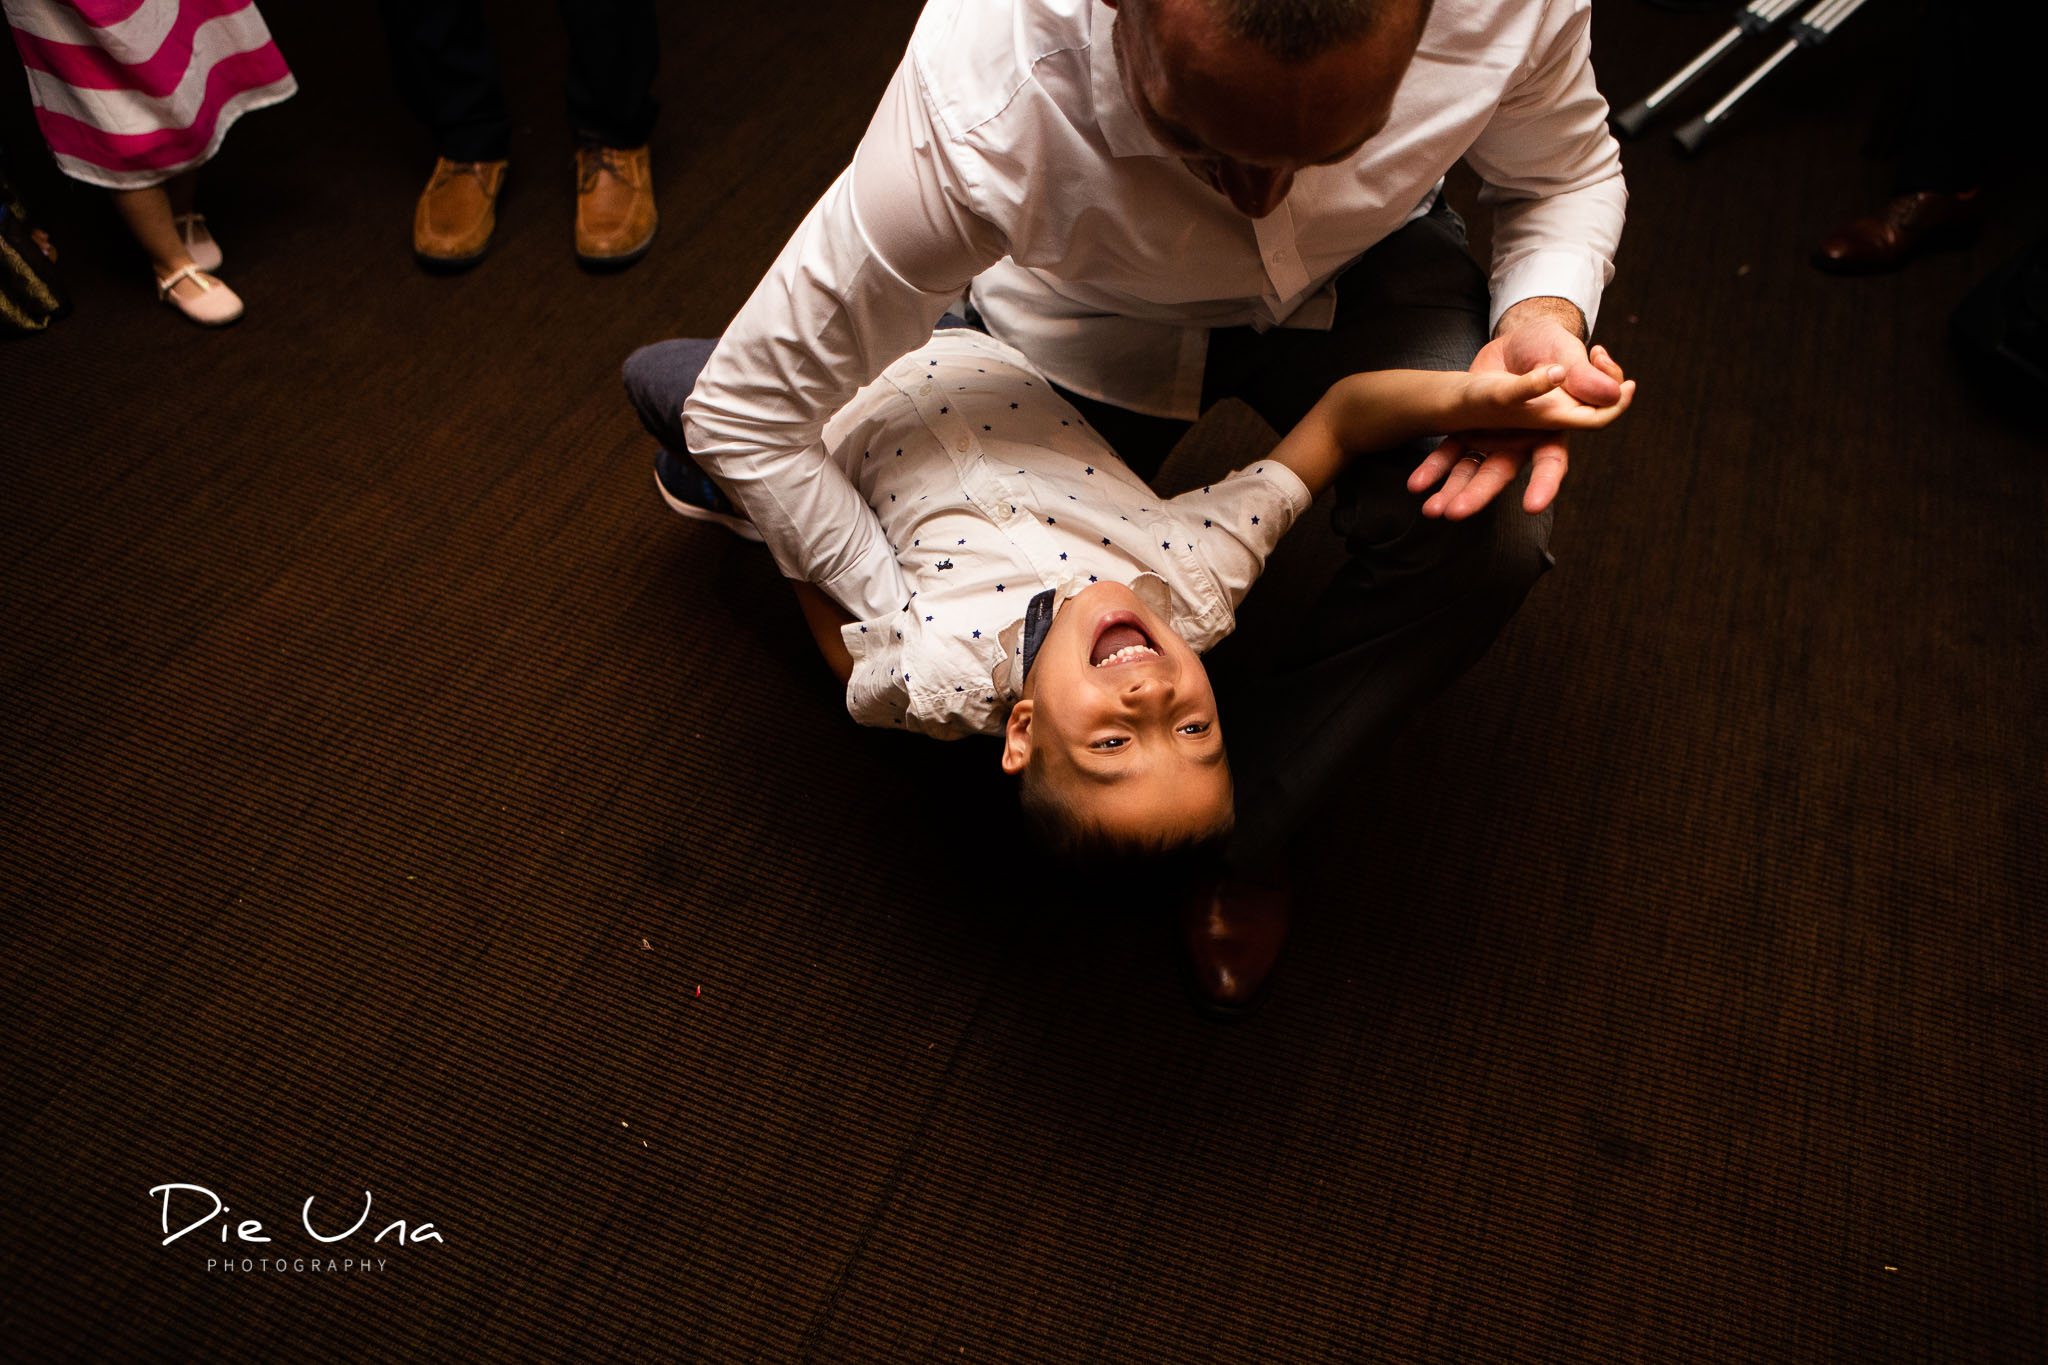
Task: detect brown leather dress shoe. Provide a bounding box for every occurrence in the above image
[574,144,657,268]
[1812,189,1984,276]
[413,157,508,269]
[1180,876,1292,1022]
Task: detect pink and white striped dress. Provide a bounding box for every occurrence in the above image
[4,0,294,189]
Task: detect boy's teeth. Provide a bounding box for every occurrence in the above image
[1094,644,1160,667]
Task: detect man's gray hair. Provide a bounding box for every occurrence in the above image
[1201,0,1429,63]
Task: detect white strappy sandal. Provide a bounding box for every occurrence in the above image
[173,212,222,272]
[155,263,243,326]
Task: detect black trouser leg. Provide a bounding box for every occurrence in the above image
[378,0,512,162]
[556,0,659,149]
[1201,204,1553,880]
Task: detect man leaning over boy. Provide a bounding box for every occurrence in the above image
[625,0,1629,1016]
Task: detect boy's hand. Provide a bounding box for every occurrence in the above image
[1459,357,1635,434]
[1408,308,1632,520]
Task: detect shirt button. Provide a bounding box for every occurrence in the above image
[956,438,970,452]
[920,381,933,395]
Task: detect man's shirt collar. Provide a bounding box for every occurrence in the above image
[1089,1,1172,160]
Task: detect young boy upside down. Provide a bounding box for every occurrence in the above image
[765,328,1631,861]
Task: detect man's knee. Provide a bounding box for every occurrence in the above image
[1477,499,1554,607]
[622,338,703,411]
[622,337,718,446]
[1413,495,1553,626]
[1303,470,1552,664]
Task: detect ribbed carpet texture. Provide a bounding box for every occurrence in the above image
[2,1,2041,1360]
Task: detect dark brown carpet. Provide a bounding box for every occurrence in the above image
[2,1,2042,1360]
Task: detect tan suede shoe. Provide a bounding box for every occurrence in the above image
[413,157,508,269]
[574,144,657,268]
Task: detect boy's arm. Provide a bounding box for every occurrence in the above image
[1265,364,1633,501]
[792,581,856,685]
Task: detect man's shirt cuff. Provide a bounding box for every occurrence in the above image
[1488,249,1608,337]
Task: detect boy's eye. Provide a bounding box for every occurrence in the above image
[1090,736,1130,751]
[1178,721,1211,736]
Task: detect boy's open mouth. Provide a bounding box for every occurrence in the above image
[1090,612,1160,668]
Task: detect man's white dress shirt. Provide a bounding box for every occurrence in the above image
[833,331,1311,738]
[683,0,1624,622]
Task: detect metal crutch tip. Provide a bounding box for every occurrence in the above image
[1672,114,1714,157]
[1611,99,1657,140]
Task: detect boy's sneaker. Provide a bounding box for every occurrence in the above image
[654,449,763,542]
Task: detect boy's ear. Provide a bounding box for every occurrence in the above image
[1000,700,1034,774]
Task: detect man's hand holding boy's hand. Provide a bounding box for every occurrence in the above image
[1408,304,1633,520]
[1455,361,1630,428]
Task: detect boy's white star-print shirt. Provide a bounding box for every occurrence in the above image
[828,330,1311,739]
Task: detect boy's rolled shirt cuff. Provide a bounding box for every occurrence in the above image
[840,605,1010,740]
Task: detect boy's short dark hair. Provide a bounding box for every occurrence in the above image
[1016,759,1235,891]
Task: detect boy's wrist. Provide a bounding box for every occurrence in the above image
[1432,370,1482,434]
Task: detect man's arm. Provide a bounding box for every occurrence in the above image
[1464,2,1627,341]
[1412,0,1630,520]
[680,53,1008,621]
